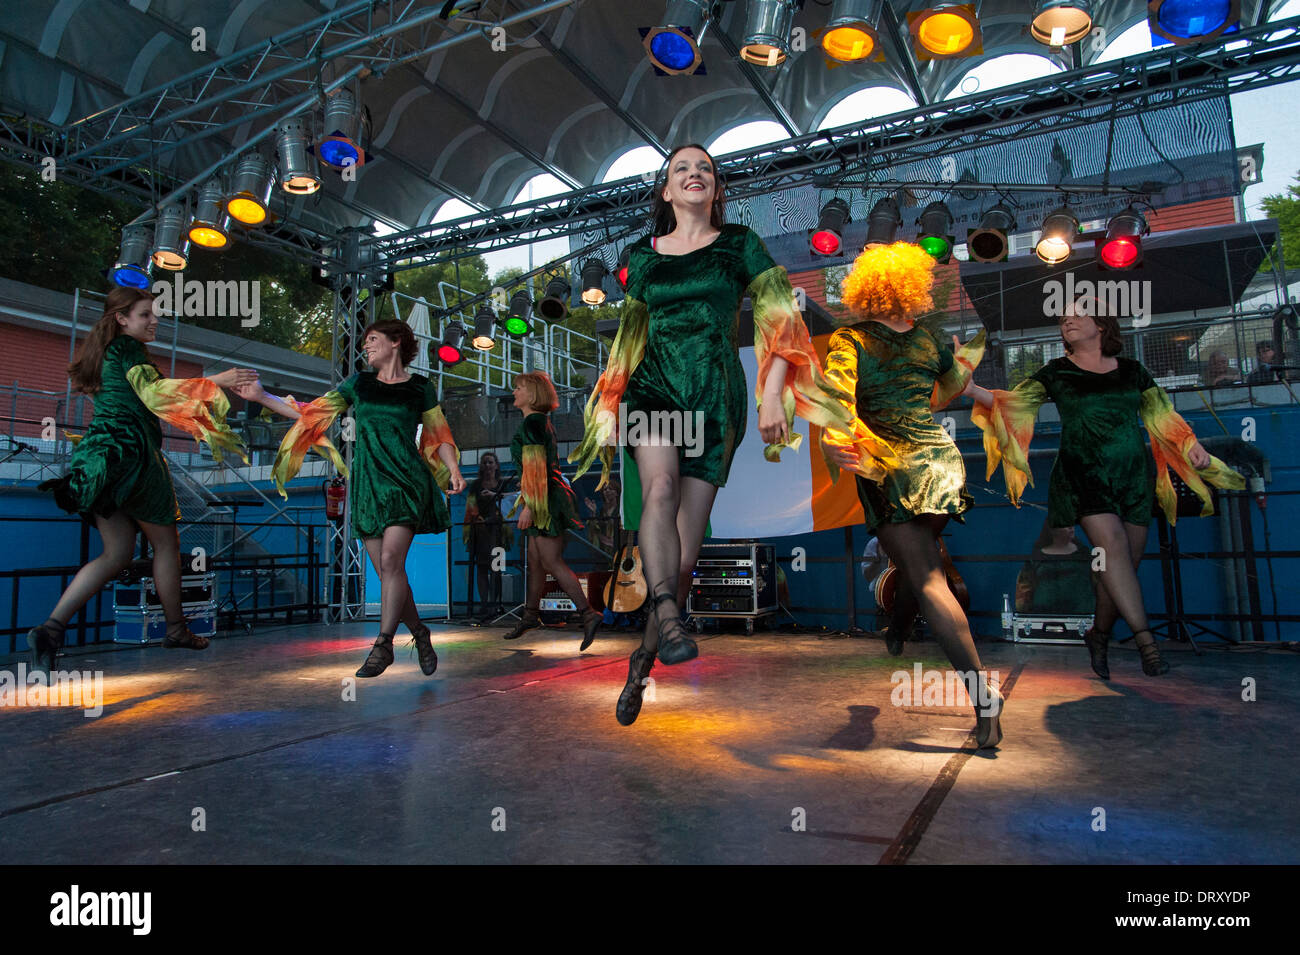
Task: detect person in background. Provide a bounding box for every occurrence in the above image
[1202,351,1238,387]
[584,478,622,556]
[1246,340,1282,385]
[464,451,512,620]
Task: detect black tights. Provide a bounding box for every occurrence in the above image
[472,564,501,613]
[874,516,984,676]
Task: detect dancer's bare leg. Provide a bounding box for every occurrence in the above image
[48,511,137,626]
[1088,520,1149,635]
[1080,514,1150,635]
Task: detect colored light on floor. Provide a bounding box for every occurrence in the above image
[811,229,842,255]
[917,13,974,55]
[188,226,229,249]
[650,31,697,70]
[505,316,530,336]
[823,26,875,61]
[1099,237,1139,269]
[1156,0,1231,37]
[227,197,268,225]
[919,235,952,259]
[111,265,151,289]
[318,139,360,168]
[438,343,463,363]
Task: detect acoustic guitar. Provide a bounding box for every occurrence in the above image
[873,538,971,614]
[604,530,647,613]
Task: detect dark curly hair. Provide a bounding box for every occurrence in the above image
[1061,297,1124,357]
[362,319,418,366]
[649,143,726,237]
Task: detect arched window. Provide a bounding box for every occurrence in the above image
[601,146,662,183]
[818,86,918,130]
[944,53,1064,100]
[432,198,476,223]
[706,120,788,156]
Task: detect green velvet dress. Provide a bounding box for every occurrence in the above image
[340,372,450,539]
[510,412,580,538]
[830,322,973,531]
[1026,357,1157,528]
[62,336,181,525]
[621,223,780,487]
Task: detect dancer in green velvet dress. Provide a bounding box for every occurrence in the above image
[500,371,602,650]
[30,287,254,670]
[570,143,858,726]
[820,241,1003,749]
[240,319,465,679]
[965,296,1243,678]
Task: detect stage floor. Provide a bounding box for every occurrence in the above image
[1,622,1296,864]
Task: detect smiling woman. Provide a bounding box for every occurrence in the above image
[30,286,254,669]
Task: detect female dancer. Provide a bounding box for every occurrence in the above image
[238,319,465,678]
[464,451,511,619]
[30,287,253,669]
[819,242,1001,746]
[964,296,1243,678]
[570,143,859,726]
[501,372,603,651]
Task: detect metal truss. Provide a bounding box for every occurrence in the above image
[370,15,1300,270]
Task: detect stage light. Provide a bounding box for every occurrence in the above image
[472,308,496,350]
[276,119,321,195]
[188,181,232,250]
[1097,206,1149,270]
[226,153,274,226]
[966,203,1017,263]
[616,247,632,290]
[864,197,903,248]
[151,205,190,271]
[917,201,955,263]
[318,88,366,170]
[505,291,533,337]
[740,0,799,66]
[811,198,851,256]
[907,4,983,60]
[1035,205,1080,264]
[111,224,153,289]
[538,276,571,320]
[581,260,609,305]
[438,323,466,364]
[1031,0,1094,46]
[1147,0,1240,46]
[823,0,884,62]
[643,0,711,75]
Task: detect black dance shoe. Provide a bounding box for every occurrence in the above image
[410,624,438,675]
[975,679,1004,750]
[616,646,657,726]
[1083,627,1110,680]
[356,635,395,678]
[27,624,61,673]
[1134,629,1169,676]
[651,594,697,665]
[162,623,210,650]
[579,608,602,651]
[503,608,540,641]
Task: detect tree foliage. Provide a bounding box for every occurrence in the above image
[1259,172,1300,270]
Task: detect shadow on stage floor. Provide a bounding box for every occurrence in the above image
[1,621,1296,864]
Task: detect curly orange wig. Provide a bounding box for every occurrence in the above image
[839,241,935,323]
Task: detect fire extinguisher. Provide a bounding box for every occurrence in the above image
[324,477,346,522]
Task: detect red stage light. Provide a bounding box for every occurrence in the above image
[811,229,842,255]
[617,265,629,288]
[1099,236,1139,269]
[438,342,462,363]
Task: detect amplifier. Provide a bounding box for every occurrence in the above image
[540,573,588,614]
[688,542,777,624]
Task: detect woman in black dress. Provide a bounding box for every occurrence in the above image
[464,451,511,618]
